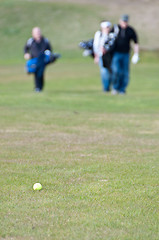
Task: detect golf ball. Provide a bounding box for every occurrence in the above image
[33,183,42,191]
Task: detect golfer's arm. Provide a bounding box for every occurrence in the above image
[93,32,100,56]
[134,43,139,54]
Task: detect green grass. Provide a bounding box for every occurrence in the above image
[0,0,159,239]
[0,55,159,239]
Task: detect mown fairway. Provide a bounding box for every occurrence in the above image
[0,0,159,239]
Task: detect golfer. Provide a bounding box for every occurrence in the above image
[93,21,112,92]
[111,14,139,95]
[24,27,52,92]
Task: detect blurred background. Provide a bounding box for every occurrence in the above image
[0,0,159,64]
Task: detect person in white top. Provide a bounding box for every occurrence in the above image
[93,21,112,92]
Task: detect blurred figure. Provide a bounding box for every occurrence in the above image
[24,27,52,92]
[111,14,139,95]
[93,21,112,92]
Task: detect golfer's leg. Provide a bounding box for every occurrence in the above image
[111,53,120,92]
[119,53,129,93]
[99,57,110,92]
[34,72,40,91]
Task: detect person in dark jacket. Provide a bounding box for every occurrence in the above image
[111,14,139,95]
[24,27,52,92]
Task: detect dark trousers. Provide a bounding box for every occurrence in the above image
[111,52,129,93]
[34,54,46,91]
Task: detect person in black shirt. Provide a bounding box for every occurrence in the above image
[111,14,139,95]
[24,27,52,92]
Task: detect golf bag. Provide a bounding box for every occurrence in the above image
[26,51,61,74]
[102,24,119,70]
[102,52,113,72]
[79,39,94,58]
[79,37,113,71]
[103,27,119,53]
[102,33,116,71]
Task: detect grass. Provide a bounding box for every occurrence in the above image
[0,55,159,239]
[0,0,159,239]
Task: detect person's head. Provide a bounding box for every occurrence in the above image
[119,14,129,28]
[100,21,112,34]
[32,27,42,42]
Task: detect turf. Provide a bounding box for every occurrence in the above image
[0,0,159,239]
[0,55,159,239]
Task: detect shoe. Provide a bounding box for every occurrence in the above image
[35,88,41,92]
[119,92,125,95]
[111,89,118,95]
[103,89,110,93]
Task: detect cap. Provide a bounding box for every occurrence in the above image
[121,14,129,22]
[100,21,112,29]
